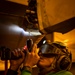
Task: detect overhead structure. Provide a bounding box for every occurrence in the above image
[23,0,39,30]
[37,0,75,34]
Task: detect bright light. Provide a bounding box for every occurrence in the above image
[8,25,24,32]
[43,40,46,44]
[8,25,41,36]
[63,39,69,46]
[8,25,30,35]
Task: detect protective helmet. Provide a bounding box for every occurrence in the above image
[39,41,65,55]
[39,41,72,70]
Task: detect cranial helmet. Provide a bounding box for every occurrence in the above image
[39,41,72,71]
